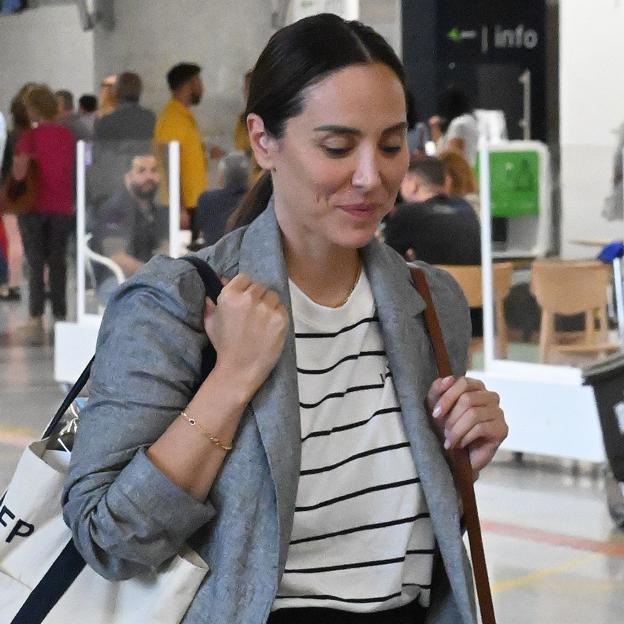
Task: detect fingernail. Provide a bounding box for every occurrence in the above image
[432,404,442,419]
[443,375,454,384]
[444,438,451,450]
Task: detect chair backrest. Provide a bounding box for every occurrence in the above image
[436,263,514,308]
[530,260,611,315]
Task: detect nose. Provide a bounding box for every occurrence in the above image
[351,146,381,192]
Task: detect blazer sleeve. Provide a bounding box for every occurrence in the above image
[62,254,216,580]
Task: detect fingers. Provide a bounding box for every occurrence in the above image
[426,375,456,414]
[430,376,485,421]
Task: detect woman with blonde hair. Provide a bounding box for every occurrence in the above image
[12,84,76,329]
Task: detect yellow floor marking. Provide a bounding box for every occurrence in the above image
[492,553,600,594]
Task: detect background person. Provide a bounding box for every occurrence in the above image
[64,15,506,624]
[154,62,207,238]
[429,87,479,165]
[0,90,32,303]
[78,93,98,134]
[56,89,92,141]
[97,73,117,118]
[94,72,156,142]
[12,84,75,330]
[196,151,250,246]
[92,153,168,303]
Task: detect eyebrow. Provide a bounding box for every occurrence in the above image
[313,122,408,136]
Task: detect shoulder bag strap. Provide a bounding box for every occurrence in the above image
[409,266,496,624]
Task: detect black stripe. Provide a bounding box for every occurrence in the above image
[406,548,435,555]
[11,539,86,624]
[295,316,379,339]
[301,407,401,442]
[295,478,420,512]
[402,583,433,589]
[274,591,402,604]
[290,513,431,546]
[286,555,406,574]
[300,443,411,476]
[297,350,386,375]
[299,382,385,410]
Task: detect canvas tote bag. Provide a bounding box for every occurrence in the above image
[0,256,223,624]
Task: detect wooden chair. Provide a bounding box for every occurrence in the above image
[435,263,513,361]
[530,259,619,363]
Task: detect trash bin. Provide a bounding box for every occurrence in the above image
[583,352,624,527]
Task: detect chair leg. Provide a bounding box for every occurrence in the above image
[539,310,553,363]
[495,299,508,358]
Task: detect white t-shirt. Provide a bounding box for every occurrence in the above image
[273,271,434,613]
[441,113,479,165]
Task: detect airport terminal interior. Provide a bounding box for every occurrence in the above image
[1,1,624,622]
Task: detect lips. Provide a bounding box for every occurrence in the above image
[338,204,379,220]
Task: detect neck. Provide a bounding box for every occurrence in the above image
[173,92,190,107]
[282,234,362,308]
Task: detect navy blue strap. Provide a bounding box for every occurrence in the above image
[11,540,86,624]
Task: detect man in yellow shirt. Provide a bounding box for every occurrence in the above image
[154,63,208,239]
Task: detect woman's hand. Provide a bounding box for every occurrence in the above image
[203,273,288,400]
[426,376,508,475]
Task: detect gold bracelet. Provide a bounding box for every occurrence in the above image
[180,410,233,451]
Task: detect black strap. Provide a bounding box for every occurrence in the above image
[11,540,86,624]
[19,256,221,624]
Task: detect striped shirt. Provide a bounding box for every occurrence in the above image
[273,270,434,613]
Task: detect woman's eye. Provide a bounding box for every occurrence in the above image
[381,145,402,154]
[322,145,351,157]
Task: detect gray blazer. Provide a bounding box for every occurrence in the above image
[63,202,476,624]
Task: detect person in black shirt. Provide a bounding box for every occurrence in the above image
[93,153,168,303]
[384,156,480,265]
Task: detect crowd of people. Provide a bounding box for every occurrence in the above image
[0,51,481,336]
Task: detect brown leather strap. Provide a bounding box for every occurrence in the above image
[410,267,496,624]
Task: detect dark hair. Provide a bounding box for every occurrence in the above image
[437,87,472,134]
[55,89,74,112]
[115,72,143,103]
[166,63,201,91]
[78,94,98,113]
[228,13,407,231]
[407,156,445,187]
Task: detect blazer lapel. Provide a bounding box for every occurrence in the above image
[238,202,301,575]
[363,241,475,623]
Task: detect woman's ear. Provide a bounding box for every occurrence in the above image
[247,113,277,171]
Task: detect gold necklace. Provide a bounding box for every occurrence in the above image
[334,263,362,307]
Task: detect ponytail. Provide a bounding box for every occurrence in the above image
[226,170,273,232]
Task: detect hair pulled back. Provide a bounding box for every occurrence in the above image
[228,13,407,231]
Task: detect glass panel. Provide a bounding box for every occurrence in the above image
[478,142,623,370]
[78,139,174,318]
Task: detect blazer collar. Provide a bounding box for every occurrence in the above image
[238,200,301,575]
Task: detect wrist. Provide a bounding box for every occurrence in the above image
[208,362,258,407]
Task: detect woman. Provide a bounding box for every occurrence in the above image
[12,84,75,327]
[63,14,507,624]
[0,90,32,302]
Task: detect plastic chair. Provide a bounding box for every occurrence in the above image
[435,263,513,360]
[83,233,125,313]
[530,259,619,363]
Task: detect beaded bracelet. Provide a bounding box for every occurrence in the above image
[180,410,233,451]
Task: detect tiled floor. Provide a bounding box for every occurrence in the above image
[1,287,624,622]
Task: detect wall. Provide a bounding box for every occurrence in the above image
[559,1,624,258]
[0,2,94,117]
[92,0,275,152]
